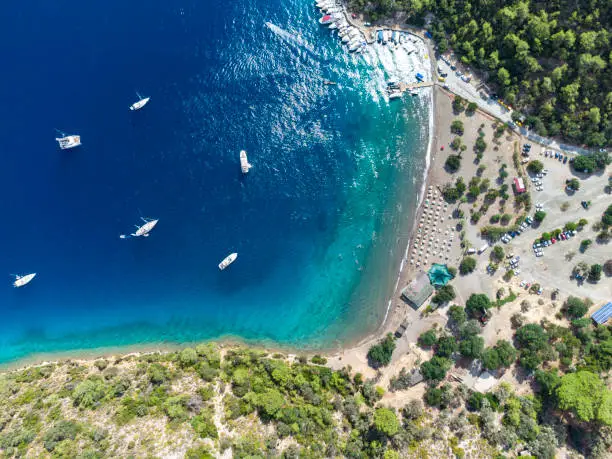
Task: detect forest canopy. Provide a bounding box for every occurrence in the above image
[350,0,612,146]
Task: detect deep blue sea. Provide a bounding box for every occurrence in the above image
[0,0,430,364]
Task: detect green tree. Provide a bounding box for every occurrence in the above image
[460,335,484,359]
[527,160,544,174]
[482,348,501,370]
[459,257,477,275]
[564,296,588,319]
[474,136,487,154]
[179,348,198,367]
[567,178,580,190]
[589,264,602,282]
[436,335,458,358]
[497,67,511,87]
[451,119,465,135]
[452,95,466,113]
[534,211,546,222]
[367,333,396,368]
[466,102,478,115]
[418,329,437,348]
[491,245,504,262]
[420,356,452,383]
[465,293,491,318]
[432,285,456,304]
[445,155,462,172]
[448,305,467,326]
[373,408,400,437]
[556,371,611,424]
[255,389,285,418]
[495,340,518,367]
[72,378,106,409]
[516,324,548,351]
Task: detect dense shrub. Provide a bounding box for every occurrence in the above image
[527,160,544,174]
[367,333,396,368]
[72,378,106,409]
[445,155,462,172]
[418,329,437,348]
[564,297,588,319]
[420,356,452,383]
[465,293,491,318]
[373,408,400,437]
[459,257,477,275]
[432,285,456,304]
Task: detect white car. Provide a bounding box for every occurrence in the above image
[520,280,526,287]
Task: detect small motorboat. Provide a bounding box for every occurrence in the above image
[323,80,337,85]
[13,273,36,288]
[319,15,333,25]
[55,134,81,150]
[120,217,159,239]
[219,253,238,270]
[389,91,403,100]
[348,40,364,52]
[130,93,150,111]
[240,150,252,174]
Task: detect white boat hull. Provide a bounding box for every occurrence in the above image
[13,273,36,288]
[56,135,81,150]
[130,97,150,111]
[240,150,252,174]
[219,253,238,270]
[133,219,158,237]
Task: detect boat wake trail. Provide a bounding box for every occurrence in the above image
[265,21,317,56]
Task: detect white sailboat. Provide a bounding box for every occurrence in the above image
[218,253,238,270]
[240,150,252,174]
[129,92,150,111]
[120,217,159,239]
[55,133,81,150]
[12,273,36,288]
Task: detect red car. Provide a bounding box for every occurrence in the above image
[551,238,557,244]
[560,233,566,240]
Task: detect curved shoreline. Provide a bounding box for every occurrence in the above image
[1,14,438,374]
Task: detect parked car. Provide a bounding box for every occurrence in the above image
[563,156,568,164]
[551,238,557,244]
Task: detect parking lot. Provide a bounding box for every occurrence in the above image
[488,152,611,302]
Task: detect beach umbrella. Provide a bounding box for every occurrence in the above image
[427,263,453,287]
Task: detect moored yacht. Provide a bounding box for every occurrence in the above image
[120,217,159,239]
[130,94,150,111]
[12,273,36,288]
[55,134,81,150]
[240,150,252,174]
[218,253,238,270]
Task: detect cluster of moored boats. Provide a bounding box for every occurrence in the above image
[316,0,367,53]
[376,29,418,50]
[12,94,246,289]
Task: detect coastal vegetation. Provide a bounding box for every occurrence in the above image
[352,0,612,146]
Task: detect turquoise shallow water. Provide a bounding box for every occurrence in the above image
[0,0,430,364]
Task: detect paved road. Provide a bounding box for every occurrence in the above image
[434,55,592,155]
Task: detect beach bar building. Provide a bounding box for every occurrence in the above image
[513,177,526,193]
[401,272,434,310]
[591,302,612,325]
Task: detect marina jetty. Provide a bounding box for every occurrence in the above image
[315,1,435,98]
